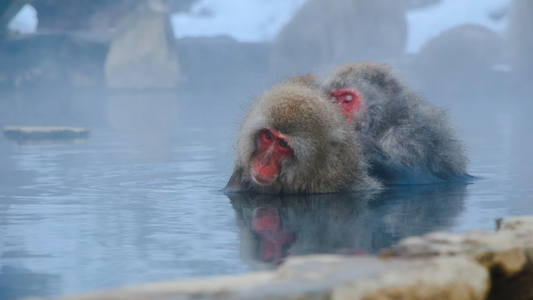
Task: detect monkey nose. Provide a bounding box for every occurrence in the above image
[253,160,279,185]
[253,172,277,185]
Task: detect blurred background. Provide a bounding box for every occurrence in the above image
[0,0,529,95]
[1,1,533,300]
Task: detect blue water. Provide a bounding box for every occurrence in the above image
[1,87,532,299]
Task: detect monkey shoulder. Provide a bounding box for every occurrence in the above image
[223,167,252,194]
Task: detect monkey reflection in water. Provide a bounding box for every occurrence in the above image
[229,185,466,269]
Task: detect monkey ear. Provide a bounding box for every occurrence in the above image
[222,167,247,194]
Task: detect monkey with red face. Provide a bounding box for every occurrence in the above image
[324,61,471,185]
[224,80,381,194]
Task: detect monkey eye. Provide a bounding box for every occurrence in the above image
[278,139,289,149]
[343,94,353,103]
[331,90,357,104]
[261,130,273,143]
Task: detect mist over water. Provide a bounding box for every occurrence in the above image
[1,0,533,299]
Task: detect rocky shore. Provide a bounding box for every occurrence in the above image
[26,215,533,300]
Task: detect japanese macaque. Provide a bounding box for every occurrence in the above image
[283,74,318,87]
[224,80,381,194]
[323,61,471,185]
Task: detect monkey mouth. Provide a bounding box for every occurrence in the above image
[252,172,277,185]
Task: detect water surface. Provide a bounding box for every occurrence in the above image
[1,87,532,299]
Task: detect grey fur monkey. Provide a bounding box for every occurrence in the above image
[323,61,471,185]
[224,79,381,194]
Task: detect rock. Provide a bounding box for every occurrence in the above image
[0,0,27,33]
[32,0,198,30]
[0,33,108,89]
[30,215,533,300]
[51,272,276,300]
[495,216,533,268]
[270,0,407,77]
[177,35,270,87]
[403,0,441,10]
[507,0,533,85]
[3,126,90,142]
[492,216,533,300]
[381,231,527,276]
[410,24,505,99]
[497,216,533,233]
[27,255,488,300]
[382,228,533,300]
[104,4,182,89]
[330,257,487,300]
[279,256,488,300]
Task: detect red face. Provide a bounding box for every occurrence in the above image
[252,129,292,185]
[330,89,361,123]
[252,207,295,264]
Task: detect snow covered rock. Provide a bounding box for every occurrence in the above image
[270,0,407,77]
[105,2,183,89]
[507,0,533,82]
[410,24,504,97]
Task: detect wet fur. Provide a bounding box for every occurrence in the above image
[323,61,471,185]
[225,80,381,194]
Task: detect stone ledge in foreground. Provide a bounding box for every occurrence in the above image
[24,215,533,300]
[27,256,488,300]
[381,215,533,300]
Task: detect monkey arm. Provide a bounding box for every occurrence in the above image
[373,120,471,185]
[364,124,442,185]
[359,134,402,183]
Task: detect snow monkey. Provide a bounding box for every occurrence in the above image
[224,79,381,194]
[324,61,471,185]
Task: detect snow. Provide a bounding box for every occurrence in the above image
[406,0,511,53]
[7,0,512,54]
[171,0,511,52]
[171,0,307,42]
[7,3,38,34]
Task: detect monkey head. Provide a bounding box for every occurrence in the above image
[225,81,380,194]
[324,62,403,126]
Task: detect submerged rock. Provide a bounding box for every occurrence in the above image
[3,126,90,142]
